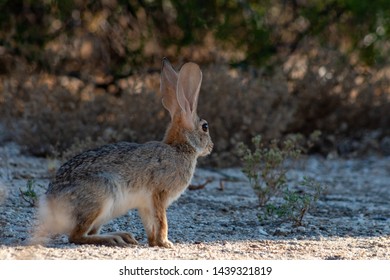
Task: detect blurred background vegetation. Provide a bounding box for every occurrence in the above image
[0,0,389,166]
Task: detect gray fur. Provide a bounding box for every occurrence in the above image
[33,59,213,248]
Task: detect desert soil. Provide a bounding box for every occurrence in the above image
[0,143,389,260]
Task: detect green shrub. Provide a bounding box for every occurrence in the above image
[238,135,301,206]
[263,177,324,226]
[19,179,41,207]
[239,133,325,225]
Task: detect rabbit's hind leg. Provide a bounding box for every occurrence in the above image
[88,225,138,245]
[111,232,138,245]
[69,212,129,247]
[69,226,130,247]
[87,225,102,235]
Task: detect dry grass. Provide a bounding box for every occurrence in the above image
[1,47,389,166]
[200,65,294,166]
[1,71,166,160]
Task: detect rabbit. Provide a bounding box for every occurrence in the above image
[33,58,213,248]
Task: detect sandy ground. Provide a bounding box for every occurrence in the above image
[0,143,389,260]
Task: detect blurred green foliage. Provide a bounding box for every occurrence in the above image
[0,0,389,69]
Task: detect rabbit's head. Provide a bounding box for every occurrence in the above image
[161,58,213,157]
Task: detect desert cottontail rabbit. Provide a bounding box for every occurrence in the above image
[34,58,213,248]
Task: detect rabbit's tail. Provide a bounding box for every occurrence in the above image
[30,196,75,245]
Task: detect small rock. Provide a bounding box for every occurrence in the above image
[258,227,269,236]
[296,226,306,233]
[273,227,290,236]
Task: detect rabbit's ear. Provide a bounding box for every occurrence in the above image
[176,62,202,127]
[161,58,180,119]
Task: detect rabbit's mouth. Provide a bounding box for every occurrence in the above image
[199,141,213,157]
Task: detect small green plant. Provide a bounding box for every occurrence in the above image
[263,177,324,226]
[238,135,301,206]
[19,179,40,207]
[239,133,324,226]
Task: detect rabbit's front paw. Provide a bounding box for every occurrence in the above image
[148,239,173,248]
[158,240,174,248]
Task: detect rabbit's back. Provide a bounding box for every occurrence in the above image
[47,141,196,200]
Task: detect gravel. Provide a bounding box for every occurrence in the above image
[0,143,389,259]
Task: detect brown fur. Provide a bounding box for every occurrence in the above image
[152,190,170,247]
[33,59,213,248]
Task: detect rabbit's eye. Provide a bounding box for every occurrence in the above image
[202,122,208,132]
